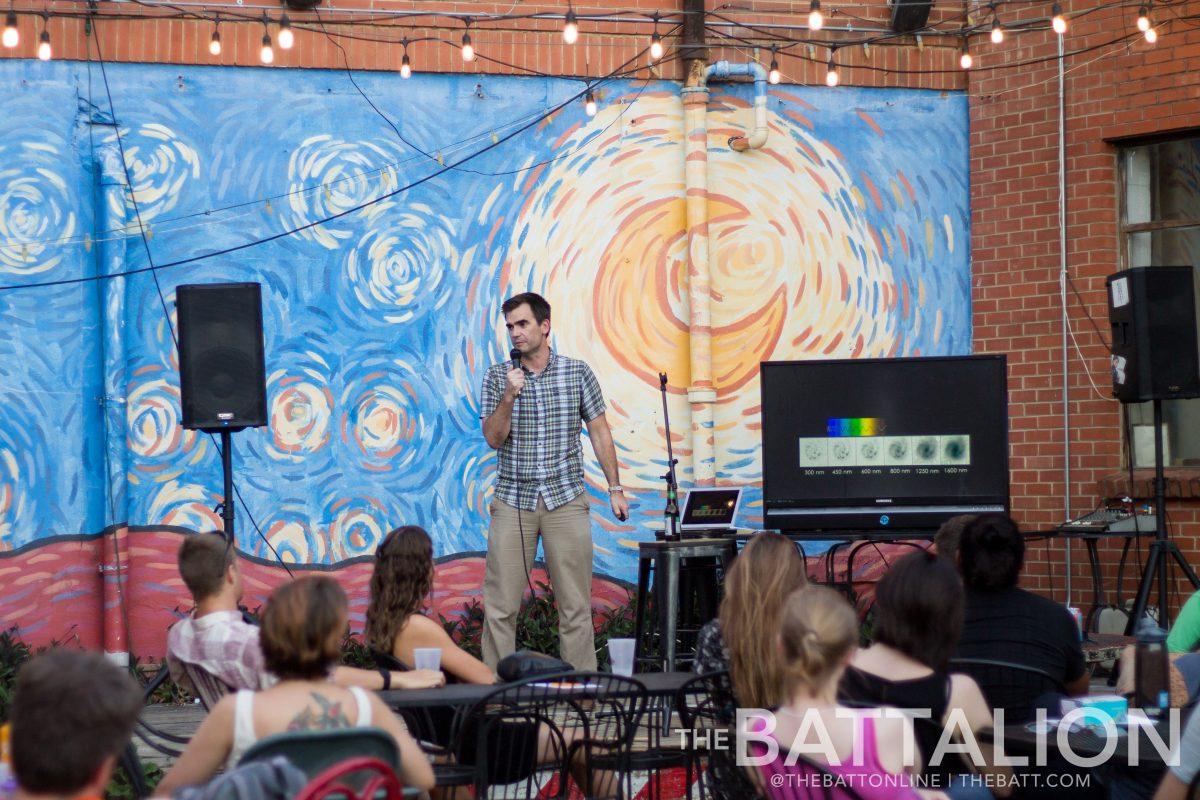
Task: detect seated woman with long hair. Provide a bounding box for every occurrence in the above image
[748,585,942,800]
[366,525,494,684]
[840,550,1009,798]
[366,525,575,791]
[693,531,807,710]
[158,576,435,794]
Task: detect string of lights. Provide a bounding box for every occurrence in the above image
[1,0,1183,68]
[0,0,1186,260]
[0,19,673,292]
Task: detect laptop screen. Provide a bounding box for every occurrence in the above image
[681,488,742,529]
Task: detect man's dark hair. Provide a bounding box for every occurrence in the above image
[933,513,976,570]
[11,649,143,794]
[959,513,1025,592]
[501,292,551,324]
[872,550,964,671]
[178,532,235,601]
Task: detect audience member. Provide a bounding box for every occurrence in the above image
[954,513,1089,717]
[11,649,143,800]
[933,514,976,568]
[157,576,435,794]
[1166,587,1200,654]
[366,525,494,684]
[840,550,1009,798]
[692,532,806,709]
[747,585,937,800]
[168,532,442,695]
[1152,703,1200,799]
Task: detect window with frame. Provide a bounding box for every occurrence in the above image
[1120,137,1200,467]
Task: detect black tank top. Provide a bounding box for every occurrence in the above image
[838,665,964,784]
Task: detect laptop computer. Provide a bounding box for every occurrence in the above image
[680,487,743,536]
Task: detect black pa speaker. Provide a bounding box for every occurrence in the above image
[177,282,268,431]
[890,0,933,32]
[1107,266,1200,402]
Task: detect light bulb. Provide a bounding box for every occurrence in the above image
[768,59,780,85]
[278,15,293,50]
[260,33,274,64]
[808,0,823,31]
[1137,6,1151,31]
[563,9,578,44]
[209,29,221,56]
[584,90,596,117]
[400,52,411,78]
[990,20,1004,43]
[825,58,839,87]
[3,12,17,48]
[1052,3,1067,34]
[36,29,50,60]
[960,48,972,69]
[649,32,663,60]
[461,32,474,62]
[1145,26,1158,43]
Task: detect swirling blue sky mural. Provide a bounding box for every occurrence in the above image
[0,59,969,584]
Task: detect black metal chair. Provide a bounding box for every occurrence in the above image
[627,681,692,800]
[948,657,1065,724]
[370,648,475,791]
[130,663,193,761]
[675,670,757,800]
[450,671,646,800]
[122,660,208,798]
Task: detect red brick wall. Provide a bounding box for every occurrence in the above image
[970,0,1200,612]
[0,1,962,89]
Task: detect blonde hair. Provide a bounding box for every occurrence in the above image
[718,533,808,709]
[779,585,858,694]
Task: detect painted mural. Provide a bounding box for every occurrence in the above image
[0,60,970,604]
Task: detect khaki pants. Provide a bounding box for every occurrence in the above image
[481,493,597,671]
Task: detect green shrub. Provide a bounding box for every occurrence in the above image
[339,630,377,668]
[436,585,637,671]
[0,627,34,723]
[440,598,485,660]
[106,761,163,800]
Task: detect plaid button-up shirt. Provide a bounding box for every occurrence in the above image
[166,610,274,692]
[480,350,606,511]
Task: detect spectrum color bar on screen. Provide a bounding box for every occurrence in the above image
[825,418,884,437]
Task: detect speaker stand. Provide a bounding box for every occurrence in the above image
[220,429,235,540]
[1123,399,1200,634]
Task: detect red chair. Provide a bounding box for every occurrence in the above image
[294,757,404,800]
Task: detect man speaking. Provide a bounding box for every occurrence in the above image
[479,292,630,671]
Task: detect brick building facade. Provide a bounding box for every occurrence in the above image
[4,0,1198,621]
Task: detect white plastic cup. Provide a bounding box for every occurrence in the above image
[608,638,636,677]
[413,647,442,671]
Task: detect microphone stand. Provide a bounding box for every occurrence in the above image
[659,372,680,542]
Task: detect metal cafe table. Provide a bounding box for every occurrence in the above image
[379,670,696,710]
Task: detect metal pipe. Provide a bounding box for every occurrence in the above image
[1058,33,1073,604]
[681,0,717,486]
[97,141,132,666]
[708,60,769,152]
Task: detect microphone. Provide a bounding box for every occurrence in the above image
[510,348,522,397]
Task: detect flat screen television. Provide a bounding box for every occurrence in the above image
[761,355,1009,532]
